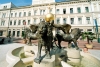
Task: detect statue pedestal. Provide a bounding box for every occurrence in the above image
[33,55,55,67]
[65,48,81,66]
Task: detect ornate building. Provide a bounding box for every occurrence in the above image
[0,0,100,37]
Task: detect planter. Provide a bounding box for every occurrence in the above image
[23,39,27,44]
[85,44,93,49]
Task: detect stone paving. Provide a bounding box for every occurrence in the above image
[0,43,25,67]
[89,50,100,60]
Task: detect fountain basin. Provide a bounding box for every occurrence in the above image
[6,45,100,67]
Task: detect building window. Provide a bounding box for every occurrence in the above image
[70,18,74,24]
[18,20,21,25]
[28,20,30,25]
[28,11,31,16]
[1,21,5,26]
[19,12,21,17]
[40,10,45,15]
[77,7,81,13]
[8,31,11,36]
[4,6,7,9]
[70,8,73,13]
[40,19,42,22]
[34,18,37,24]
[2,13,6,18]
[14,20,16,25]
[10,20,12,25]
[17,31,20,37]
[43,10,45,15]
[56,18,60,24]
[78,18,82,24]
[50,9,52,13]
[23,20,26,25]
[11,13,13,17]
[87,29,92,32]
[63,18,67,24]
[86,17,90,24]
[0,31,3,36]
[80,29,83,32]
[24,12,26,16]
[12,31,15,37]
[15,13,17,17]
[34,10,37,15]
[40,10,42,15]
[56,9,60,14]
[63,9,66,14]
[85,7,89,12]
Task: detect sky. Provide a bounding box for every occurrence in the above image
[0,0,72,6]
[0,0,32,6]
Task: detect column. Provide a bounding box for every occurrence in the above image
[98,14,100,24]
[67,15,70,24]
[90,17,93,25]
[66,5,69,14]
[96,2,99,11]
[30,17,33,24]
[37,18,40,24]
[15,29,17,37]
[32,8,34,16]
[60,16,63,25]
[60,6,62,14]
[75,16,78,25]
[38,8,40,15]
[74,5,77,13]
[81,4,84,13]
[91,3,94,12]
[82,15,86,25]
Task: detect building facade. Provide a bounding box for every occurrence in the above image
[0,0,100,37]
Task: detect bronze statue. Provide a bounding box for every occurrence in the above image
[55,28,82,49]
[53,24,71,34]
[24,11,82,64]
[24,25,38,46]
[34,21,52,63]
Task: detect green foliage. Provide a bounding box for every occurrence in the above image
[22,31,26,39]
[81,32,96,43]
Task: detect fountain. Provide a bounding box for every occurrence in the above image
[6,44,100,67]
[6,7,100,67]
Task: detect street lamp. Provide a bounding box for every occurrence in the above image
[7,8,11,37]
[88,0,99,43]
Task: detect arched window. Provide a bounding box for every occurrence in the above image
[63,18,66,24]
[28,11,31,16]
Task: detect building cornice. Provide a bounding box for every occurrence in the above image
[0,0,99,11]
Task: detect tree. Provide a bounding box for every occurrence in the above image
[81,32,96,44]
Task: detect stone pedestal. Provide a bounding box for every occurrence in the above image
[33,55,55,67]
[65,48,81,66]
[24,45,35,57]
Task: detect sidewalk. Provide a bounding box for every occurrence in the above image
[13,39,100,50]
[89,50,100,60]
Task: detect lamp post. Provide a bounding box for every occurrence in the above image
[7,8,11,37]
[23,20,26,39]
[88,0,99,43]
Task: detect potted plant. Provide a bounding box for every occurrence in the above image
[81,32,96,49]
